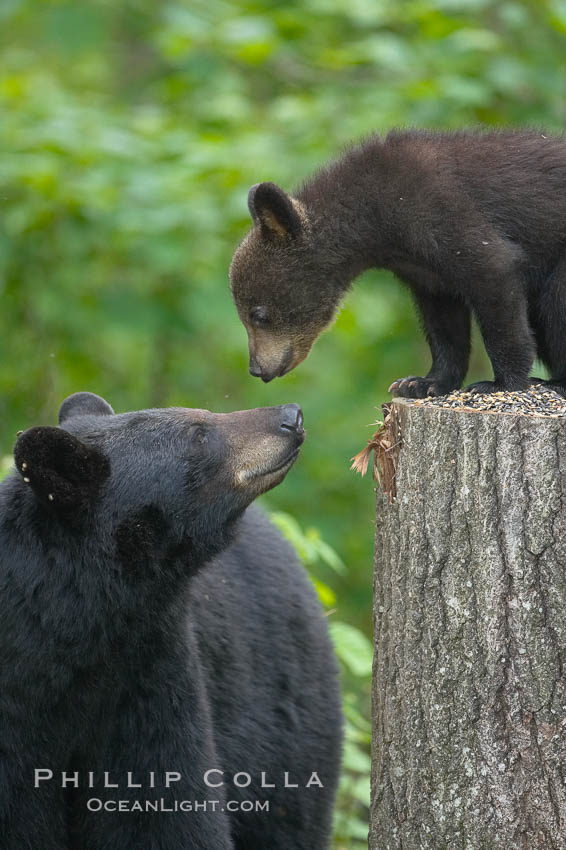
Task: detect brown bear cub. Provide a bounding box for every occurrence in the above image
[230,129,566,398]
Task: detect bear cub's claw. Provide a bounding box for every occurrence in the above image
[466,379,530,395]
[388,376,445,399]
[466,380,500,394]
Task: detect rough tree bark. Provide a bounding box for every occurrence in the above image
[370,399,566,850]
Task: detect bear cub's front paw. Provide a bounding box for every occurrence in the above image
[388,376,450,399]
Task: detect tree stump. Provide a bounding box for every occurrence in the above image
[370,398,566,850]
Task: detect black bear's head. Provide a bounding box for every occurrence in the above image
[229,182,342,383]
[13,392,305,564]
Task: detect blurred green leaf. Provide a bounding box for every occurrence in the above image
[330,622,374,677]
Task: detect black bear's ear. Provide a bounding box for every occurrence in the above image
[14,427,110,510]
[247,182,302,239]
[59,392,114,425]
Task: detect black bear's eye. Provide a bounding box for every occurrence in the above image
[250,306,270,328]
[193,427,208,445]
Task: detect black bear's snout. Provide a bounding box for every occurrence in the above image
[279,404,304,436]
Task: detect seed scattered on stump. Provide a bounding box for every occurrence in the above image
[412,384,566,417]
[352,385,566,490]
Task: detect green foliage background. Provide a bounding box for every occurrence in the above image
[1,1,565,846]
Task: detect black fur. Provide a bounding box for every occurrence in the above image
[230,129,566,395]
[0,392,342,850]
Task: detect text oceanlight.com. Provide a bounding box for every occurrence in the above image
[86,799,270,813]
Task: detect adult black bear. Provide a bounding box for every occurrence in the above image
[0,392,342,850]
[230,129,566,397]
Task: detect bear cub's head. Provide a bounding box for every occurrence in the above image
[13,392,304,565]
[230,182,343,383]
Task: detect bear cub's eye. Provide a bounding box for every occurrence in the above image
[250,306,270,328]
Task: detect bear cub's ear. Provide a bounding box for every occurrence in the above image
[14,427,110,510]
[248,182,302,240]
